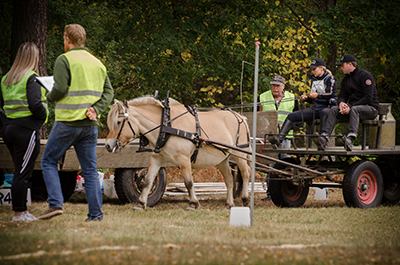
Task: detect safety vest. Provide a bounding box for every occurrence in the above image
[55,49,106,121]
[1,70,48,122]
[260,90,295,136]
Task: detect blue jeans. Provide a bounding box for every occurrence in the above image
[41,121,103,220]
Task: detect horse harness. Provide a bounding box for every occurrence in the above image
[116,94,249,163]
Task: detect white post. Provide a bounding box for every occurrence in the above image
[250,41,260,227]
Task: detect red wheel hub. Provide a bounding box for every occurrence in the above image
[357,170,377,204]
[283,183,303,201]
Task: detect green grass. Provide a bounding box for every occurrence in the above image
[0,190,399,264]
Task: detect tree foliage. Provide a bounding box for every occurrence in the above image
[1,0,399,142]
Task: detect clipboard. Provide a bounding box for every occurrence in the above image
[36,76,55,92]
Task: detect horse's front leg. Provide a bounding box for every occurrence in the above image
[217,158,235,209]
[133,159,161,211]
[179,160,199,210]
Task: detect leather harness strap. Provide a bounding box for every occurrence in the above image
[135,92,249,163]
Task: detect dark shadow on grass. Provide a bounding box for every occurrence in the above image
[67,192,123,205]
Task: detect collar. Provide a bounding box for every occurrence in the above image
[310,70,329,81]
[348,66,360,76]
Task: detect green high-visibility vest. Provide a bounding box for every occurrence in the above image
[260,90,295,136]
[1,70,48,122]
[55,50,106,121]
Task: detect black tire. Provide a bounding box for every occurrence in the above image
[114,167,167,207]
[343,160,383,208]
[374,158,400,204]
[268,158,310,207]
[382,181,400,204]
[30,170,77,202]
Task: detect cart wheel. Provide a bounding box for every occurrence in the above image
[374,158,400,205]
[382,181,400,204]
[268,158,310,207]
[114,167,167,206]
[230,162,243,199]
[343,160,383,208]
[30,170,77,202]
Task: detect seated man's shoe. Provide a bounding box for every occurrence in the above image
[312,132,327,151]
[337,134,345,145]
[269,137,282,149]
[337,134,353,151]
[344,137,353,151]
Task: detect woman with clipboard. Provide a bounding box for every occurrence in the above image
[0,42,48,221]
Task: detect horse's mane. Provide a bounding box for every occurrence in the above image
[107,95,183,132]
[127,95,182,107]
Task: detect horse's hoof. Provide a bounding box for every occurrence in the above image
[242,197,250,207]
[133,203,145,211]
[187,202,199,211]
[186,206,196,211]
[225,204,233,210]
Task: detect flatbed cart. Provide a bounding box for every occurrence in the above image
[209,137,400,209]
[0,138,170,206]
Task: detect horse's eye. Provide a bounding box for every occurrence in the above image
[117,121,122,125]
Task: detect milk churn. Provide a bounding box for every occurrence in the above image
[369,103,396,149]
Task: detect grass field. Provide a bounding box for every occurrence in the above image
[1,188,399,265]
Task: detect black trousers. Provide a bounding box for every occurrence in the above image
[3,124,40,212]
[286,108,330,123]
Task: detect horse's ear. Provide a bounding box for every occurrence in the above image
[114,99,124,112]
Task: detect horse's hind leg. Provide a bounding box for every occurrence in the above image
[235,153,251,207]
[217,157,235,209]
[179,160,199,210]
[134,160,161,210]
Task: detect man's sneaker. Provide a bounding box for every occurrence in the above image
[38,208,63,220]
[344,137,353,151]
[23,212,38,221]
[337,134,353,151]
[337,134,345,145]
[312,132,327,151]
[85,216,102,222]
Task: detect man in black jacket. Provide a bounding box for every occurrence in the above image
[313,54,379,151]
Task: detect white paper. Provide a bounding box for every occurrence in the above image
[36,76,55,92]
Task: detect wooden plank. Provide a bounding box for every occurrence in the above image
[165,182,265,195]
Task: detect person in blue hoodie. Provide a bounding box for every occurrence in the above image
[269,58,337,148]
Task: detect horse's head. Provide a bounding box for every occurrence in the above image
[105,99,139,153]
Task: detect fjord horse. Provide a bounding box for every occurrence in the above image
[105,96,251,210]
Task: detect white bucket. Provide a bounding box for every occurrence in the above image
[229,207,251,227]
[314,188,329,200]
[104,177,118,199]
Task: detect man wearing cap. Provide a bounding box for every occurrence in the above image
[269,59,337,149]
[260,75,299,150]
[259,75,299,201]
[313,54,379,151]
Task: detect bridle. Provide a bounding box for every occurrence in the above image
[114,103,139,152]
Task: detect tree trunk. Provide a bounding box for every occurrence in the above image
[11,0,48,76]
[11,0,48,139]
[323,0,338,75]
